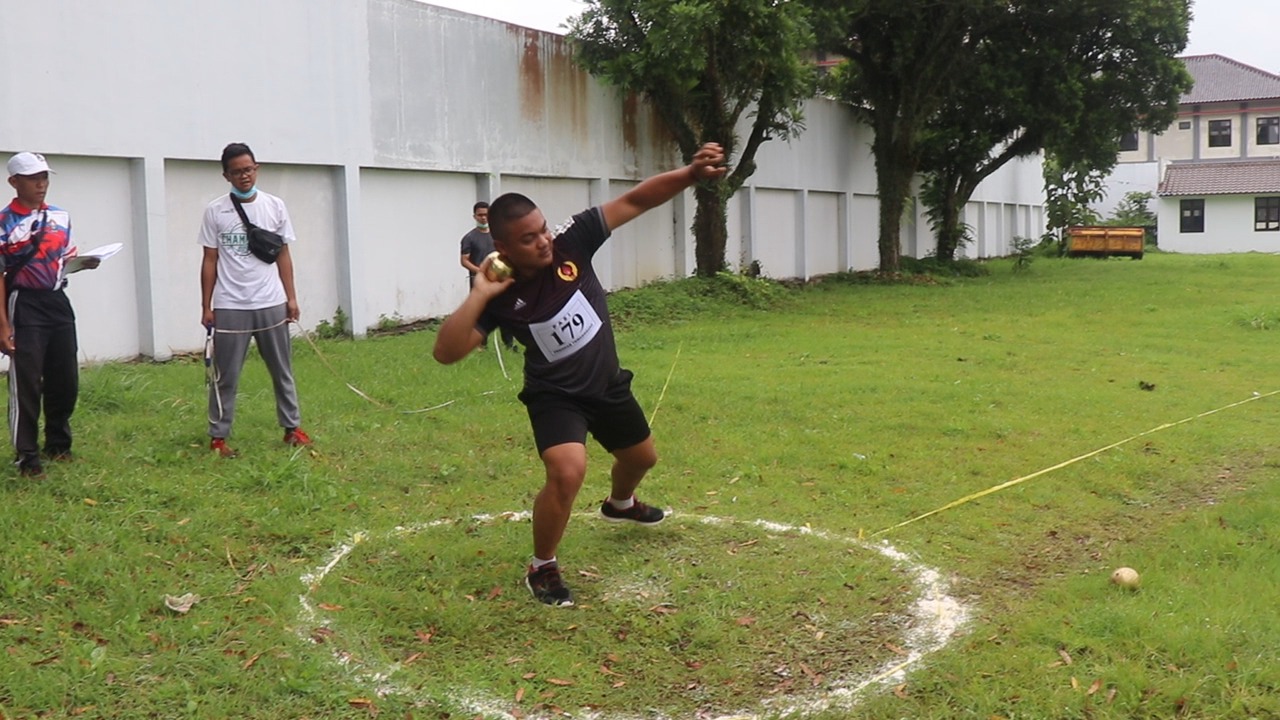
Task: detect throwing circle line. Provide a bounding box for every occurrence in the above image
[296,512,971,719]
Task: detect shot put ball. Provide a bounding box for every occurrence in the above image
[1110,566,1140,589]
[485,251,513,281]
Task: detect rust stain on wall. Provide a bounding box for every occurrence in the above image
[621,91,640,155]
[517,29,545,124]
[545,35,589,140]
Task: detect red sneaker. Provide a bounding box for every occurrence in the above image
[210,438,236,458]
[283,428,313,446]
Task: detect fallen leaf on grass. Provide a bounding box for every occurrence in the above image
[884,642,908,656]
[546,678,574,686]
[316,603,344,612]
[348,697,375,710]
[515,687,526,703]
[415,628,435,644]
[735,616,756,626]
[1070,676,1079,690]
[32,654,60,667]
[1086,678,1102,696]
[649,604,677,615]
[1058,648,1073,666]
[163,593,202,614]
[83,498,98,506]
[893,683,908,699]
[487,586,503,600]
[242,652,262,670]
[403,652,424,665]
[1105,687,1117,704]
[611,681,626,689]
[599,665,622,676]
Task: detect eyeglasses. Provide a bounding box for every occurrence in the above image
[226,164,258,178]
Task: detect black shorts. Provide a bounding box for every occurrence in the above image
[518,369,652,454]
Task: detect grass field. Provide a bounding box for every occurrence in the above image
[3,252,1280,719]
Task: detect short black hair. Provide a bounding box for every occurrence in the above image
[221,143,256,172]
[488,193,538,242]
[473,201,489,213]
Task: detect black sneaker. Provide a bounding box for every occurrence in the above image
[600,497,665,525]
[17,457,45,478]
[525,563,574,607]
[43,447,73,462]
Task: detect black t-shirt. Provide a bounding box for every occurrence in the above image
[478,207,618,397]
[460,228,495,276]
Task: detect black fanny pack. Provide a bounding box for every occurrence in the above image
[230,194,285,264]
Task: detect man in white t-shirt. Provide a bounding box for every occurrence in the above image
[198,142,311,458]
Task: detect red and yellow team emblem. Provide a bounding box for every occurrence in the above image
[556,261,579,282]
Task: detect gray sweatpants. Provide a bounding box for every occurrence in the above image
[208,303,301,438]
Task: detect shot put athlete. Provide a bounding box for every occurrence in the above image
[433,143,727,606]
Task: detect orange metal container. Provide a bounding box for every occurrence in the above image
[1067,226,1145,259]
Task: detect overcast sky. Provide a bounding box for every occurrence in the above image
[425,0,1280,74]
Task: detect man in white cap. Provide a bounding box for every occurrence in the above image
[0,152,100,478]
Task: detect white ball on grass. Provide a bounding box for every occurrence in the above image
[1110,566,1140,589]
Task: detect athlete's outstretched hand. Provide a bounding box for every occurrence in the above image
[691,143,727,182]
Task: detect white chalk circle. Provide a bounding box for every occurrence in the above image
[297,512,971,719]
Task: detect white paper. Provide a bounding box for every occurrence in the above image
[65,243,123,273]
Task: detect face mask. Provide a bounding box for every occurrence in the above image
[477,222,489,231]
[230,185,257,200]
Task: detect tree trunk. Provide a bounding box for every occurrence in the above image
[873,145,913,273]
[934,185,963,262]
[693,184,728,277]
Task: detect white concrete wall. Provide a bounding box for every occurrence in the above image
[1095,162,1161,219]
[1158,195,1280,253]
[1,0,1043,361]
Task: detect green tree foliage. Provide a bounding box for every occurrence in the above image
[1108,191,1157,228]
[816,0,1191,269]
[1042,153,1104,252]
[567,0,816,276]
[921,0,1191,262]
[813,0,998,272]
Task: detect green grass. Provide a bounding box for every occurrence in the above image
[3,252,1280,718]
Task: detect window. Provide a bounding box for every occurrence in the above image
[1178,120,1191,130]
[1256,197,1280,232]
[1180,199,1205,233]
[1119,131,1139,151]
[1208,119,1232,147]
[1258,117,1280,145]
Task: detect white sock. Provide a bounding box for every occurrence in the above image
[608,495,635,510]
[531,556,557,569]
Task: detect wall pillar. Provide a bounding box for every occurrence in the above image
[794,189,808,279]
[336,164,370,338]
[838,192,851,272]
[740,184,757,272]
[130,155,170,360]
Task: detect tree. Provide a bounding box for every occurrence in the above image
[919,0,1191,262]
[1107,191,1157,228]
[813,0,1002,272]
[1041,153,1104,253]
[567,1,816,276]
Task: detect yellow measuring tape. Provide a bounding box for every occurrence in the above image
[648,342,684,427]
[871,389,1280,537]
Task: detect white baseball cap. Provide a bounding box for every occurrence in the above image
[7,152,54,177]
